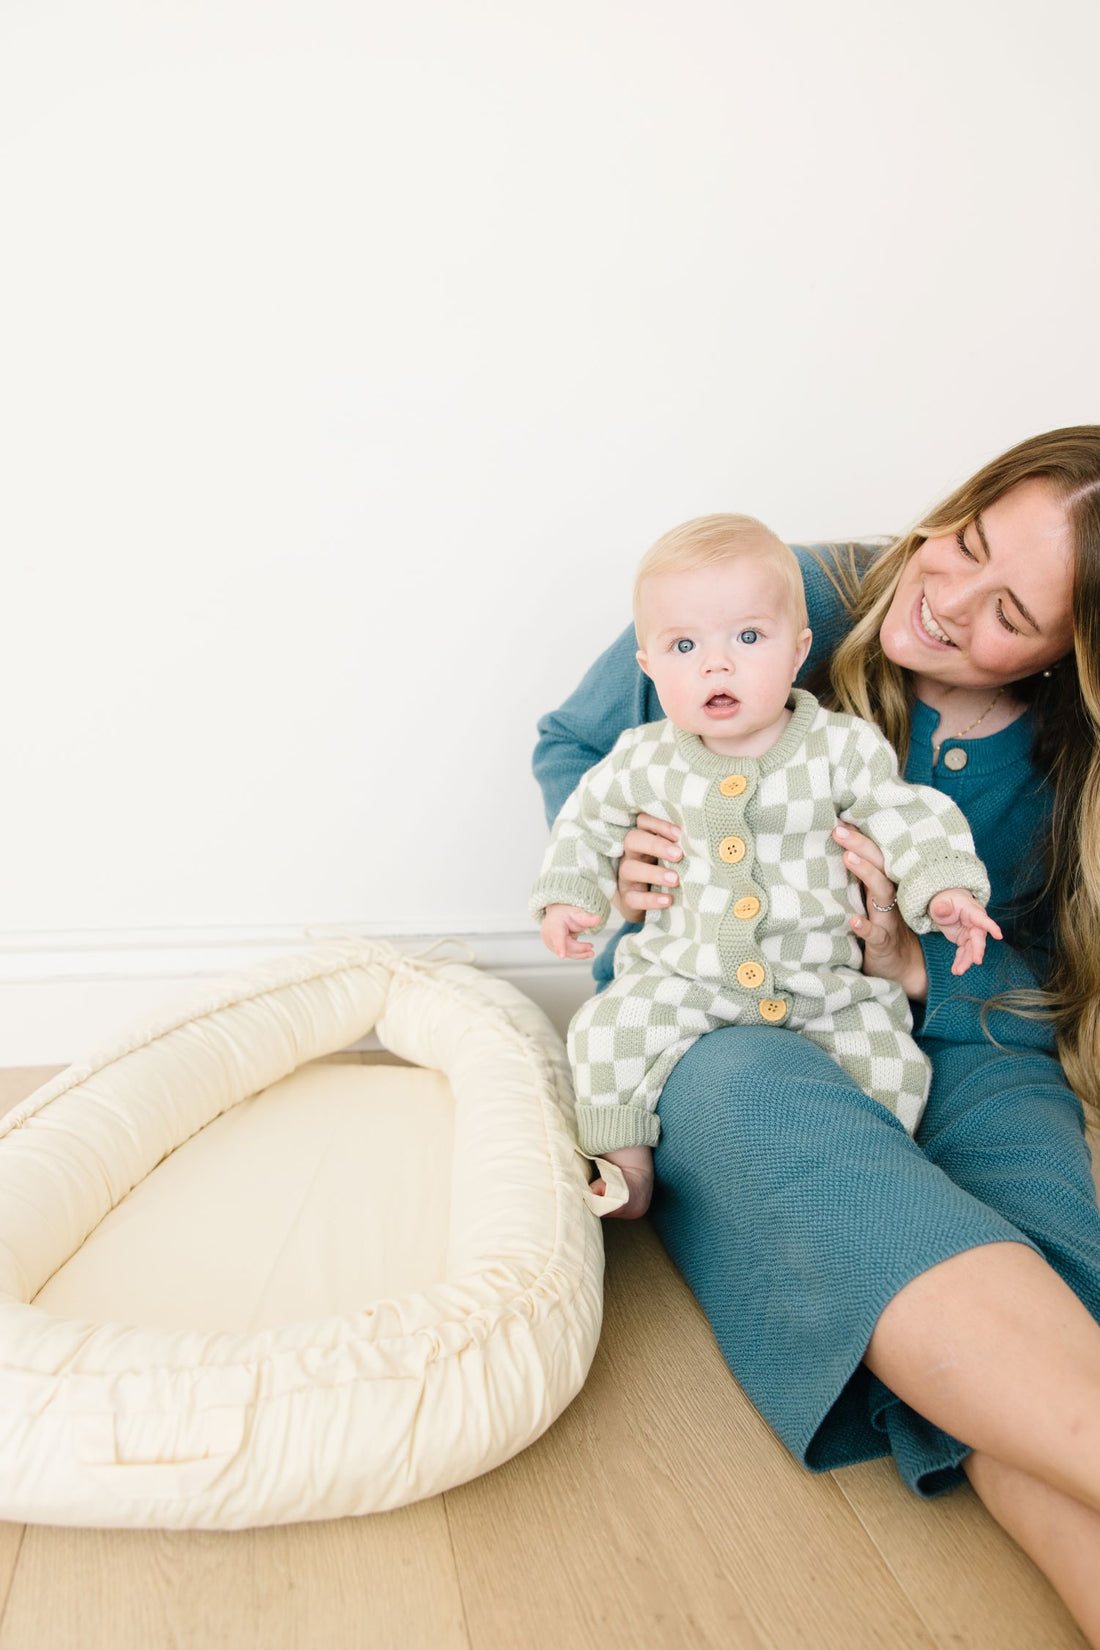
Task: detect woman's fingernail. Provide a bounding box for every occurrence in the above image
[835,825,848,838]
[846,852,861,866]
[664,872,677,884]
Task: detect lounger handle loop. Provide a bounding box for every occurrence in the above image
[76,1409,246,1499]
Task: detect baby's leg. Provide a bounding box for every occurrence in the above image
[798,994,930,1135]
[568,967,728,1156]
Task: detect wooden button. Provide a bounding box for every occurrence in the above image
[719,773,748,798]
[759,998,788,1023]
[733,896,761,921]
[718,835,746,864]
[736,960,765,989]
[942,747,968,771]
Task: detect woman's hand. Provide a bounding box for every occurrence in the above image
[614,811,682,921]
[832,823,929,1002]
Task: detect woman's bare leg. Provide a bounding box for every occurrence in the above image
[863,1241,1100,1511]
[965,1452,1100,1648]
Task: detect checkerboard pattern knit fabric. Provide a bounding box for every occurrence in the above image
[530,689,991,1152]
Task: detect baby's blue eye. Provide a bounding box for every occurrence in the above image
[675,638,694,653]
[738,629,759,644]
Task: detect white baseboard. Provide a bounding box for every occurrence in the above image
[0,923,596,1066]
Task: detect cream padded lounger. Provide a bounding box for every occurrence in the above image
[0,939,623,1529]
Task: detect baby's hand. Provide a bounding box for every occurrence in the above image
[928,889,1003,976]
[540,904,603,960]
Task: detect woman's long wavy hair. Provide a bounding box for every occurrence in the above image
[813,426,1100,1110]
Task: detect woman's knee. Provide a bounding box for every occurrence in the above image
[658,1026,838,1135]
[653,1023,909,1201]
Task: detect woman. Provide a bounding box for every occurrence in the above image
[533,427,1100,1642]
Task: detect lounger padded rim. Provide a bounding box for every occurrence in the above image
[0,939,604,1528]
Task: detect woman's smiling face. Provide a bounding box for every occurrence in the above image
[879,476,1076,692]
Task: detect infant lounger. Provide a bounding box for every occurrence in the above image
[0,939,619,1529]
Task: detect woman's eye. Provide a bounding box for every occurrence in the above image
[956,527,1022,635]
[675,638,694,654]
[738,629,759,644]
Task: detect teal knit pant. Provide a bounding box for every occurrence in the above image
[648,1024,1100,1497]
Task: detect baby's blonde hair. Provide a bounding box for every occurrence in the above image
[633,514,809,641]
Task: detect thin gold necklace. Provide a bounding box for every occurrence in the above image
[930,686,1005,767]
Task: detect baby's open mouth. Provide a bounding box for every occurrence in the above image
[704,693,739,715]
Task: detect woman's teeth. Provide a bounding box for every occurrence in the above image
[920,595,954,645]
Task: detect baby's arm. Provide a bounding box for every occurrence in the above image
[529,732,645,943]
[928,889,1004,976]
[587,1144,654,1220]
[834,720,992,935]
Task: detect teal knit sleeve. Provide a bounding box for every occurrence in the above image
[532,626,659,827]
[918,933,1056,1052]
[791,542,878,680]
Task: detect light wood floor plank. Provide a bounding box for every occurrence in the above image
[0,1503,469,1650]
[446,1219,936,1650]
[0,1066,1092,1648]
[833,1460,1088,1649]
[0,1528,24,1632]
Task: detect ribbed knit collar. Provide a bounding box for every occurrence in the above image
[670,689,1039,782]
[671,688,821,776]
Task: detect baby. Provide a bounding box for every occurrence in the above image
[530,514,1001,1217]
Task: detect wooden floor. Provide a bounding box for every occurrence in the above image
[0,1065,1089,1650]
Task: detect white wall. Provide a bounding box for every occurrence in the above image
[2,0,1098,1058]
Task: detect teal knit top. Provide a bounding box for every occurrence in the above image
[533,544,1055,1053]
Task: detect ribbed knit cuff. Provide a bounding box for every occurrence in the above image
[897,854,992,935]
[529,875,610,925]
[576,1103,661,1155]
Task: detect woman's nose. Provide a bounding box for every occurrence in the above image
[933,576,972,622]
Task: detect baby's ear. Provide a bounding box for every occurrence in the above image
[795,627,813,672]
[636,648,652,679]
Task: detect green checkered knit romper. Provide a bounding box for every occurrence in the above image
[530,689,990,1155]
